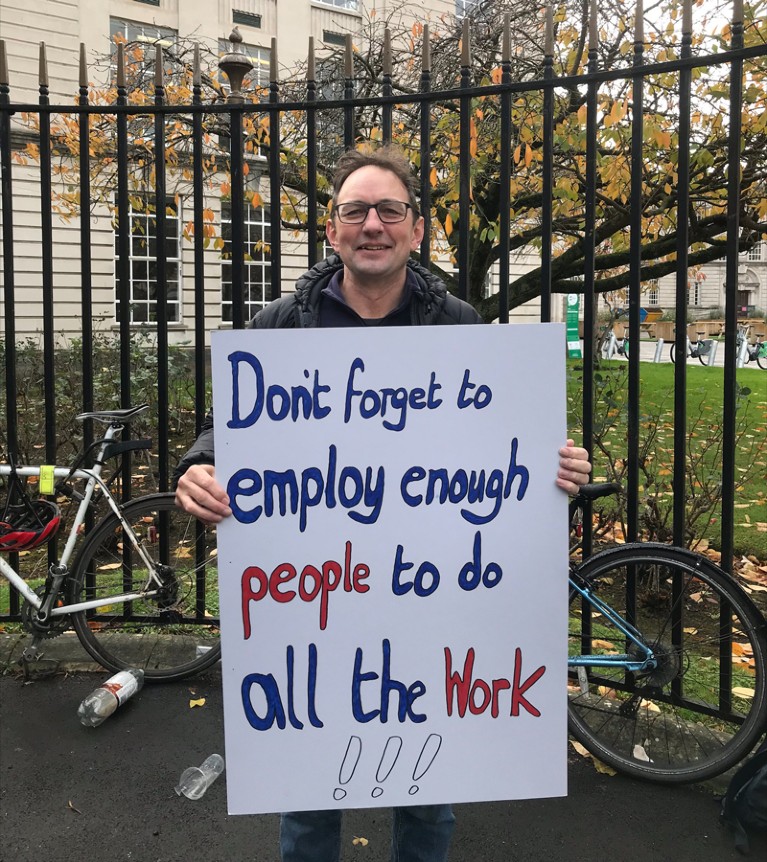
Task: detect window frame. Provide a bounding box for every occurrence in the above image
[114,196,182,326]
[220,200,272,323]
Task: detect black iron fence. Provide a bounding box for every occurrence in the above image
[1,1,766,627]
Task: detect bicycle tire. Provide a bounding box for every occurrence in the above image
[669,343,676,363]
[757,346,767,370]
[697,349,708,366]
[568,542,767,783]
[69,493,221,681]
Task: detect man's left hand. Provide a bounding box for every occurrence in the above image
[557,440,591,495]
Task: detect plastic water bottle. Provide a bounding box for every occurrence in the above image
[77,668,145,727]
[175,754,225,800]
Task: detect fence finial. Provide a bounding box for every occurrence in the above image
[79,43,88,89]
[219,27,253,103]
[634,0,645,44]
[383,28,392,77]
[545,3,554,58]
[422,23,430,72]
[461,17,471,67]
[682,0,692,35]
[193,42,201,88]
[1,40,9,87]
[271,37,278,82]
[155,43,164,89]
[589,0,598,52]
[502,13,510,62]
[733,0,743,24]
[38,42,49,88]
[116,42,126,90]
[307,36,315,81]
[344,34,353,79]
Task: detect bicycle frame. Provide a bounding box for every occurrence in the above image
[568,572,657,673]
[0,423,164,622]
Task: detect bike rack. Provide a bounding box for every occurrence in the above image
[736,338,748,368]
[705,339,719,367]
[653,339,665,363]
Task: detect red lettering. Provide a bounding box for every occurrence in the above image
[240,543,368,633]
[469,679,491,714]
[241,567,268,639]
[270,564,296,603]
[491,678,511,718]
[511,648,545,717]
[444,647,473,716]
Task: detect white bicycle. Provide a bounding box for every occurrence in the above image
[0,406,220,681]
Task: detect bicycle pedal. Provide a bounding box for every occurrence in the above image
[18,649,61,681]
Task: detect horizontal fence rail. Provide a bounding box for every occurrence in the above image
[1,0,766,676]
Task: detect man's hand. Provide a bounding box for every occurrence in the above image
[175,464,232,524]
[556,440,591,495]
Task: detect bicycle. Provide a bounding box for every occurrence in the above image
[736,325,767,370]
[568,483,767,783]
[0,405,221,682]
[599,328,630,360]
[669,330,713,365]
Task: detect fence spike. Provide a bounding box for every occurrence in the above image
[344,34,353,79]
[116,42,125,90]
[461,17,471,67]
[589,0,598,51]
[383,28,392,77]
[0,40,8,87]
[545,3,554,58]
[271,37,278,82]
[502,13,510,62]
[682,0,692,35]
[155,43,163,89]
[733,0,743,24]
[38,42,49,89]
[422,23,430,72]
[79,42,87,89]
[193,42,201,87]
[634,0,644,44]
[307,36,315,81]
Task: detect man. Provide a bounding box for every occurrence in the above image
[175,145,591,862]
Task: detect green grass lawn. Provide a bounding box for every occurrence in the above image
[567,360,767,558]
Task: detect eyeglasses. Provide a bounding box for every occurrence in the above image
[334,200,412,224]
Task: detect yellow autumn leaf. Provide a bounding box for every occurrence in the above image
[189,697,206,708]
[444,213,454,236]
[593,758,618,776]
[732,687,755,699]
[430,166,438,187]
[524,143,532,167]
[352,836,369,847]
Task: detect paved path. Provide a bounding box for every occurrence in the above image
[2,659,764,862]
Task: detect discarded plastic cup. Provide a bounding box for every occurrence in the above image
[175,753,225,800]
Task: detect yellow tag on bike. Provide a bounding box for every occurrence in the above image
[39,465,55,496]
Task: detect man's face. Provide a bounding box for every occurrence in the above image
[326,165,424,287]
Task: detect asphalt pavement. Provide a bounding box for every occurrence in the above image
[1,634,765,862]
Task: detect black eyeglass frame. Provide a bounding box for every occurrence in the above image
[333,200,414,224]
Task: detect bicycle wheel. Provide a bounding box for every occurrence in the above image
[757,344,767,370]
[70,493,221,681]
[669,343,676,363]
[568,543,767,783]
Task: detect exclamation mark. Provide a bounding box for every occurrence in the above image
[334,736,362,801]
[409,734,442,795]
[372,736,403,798]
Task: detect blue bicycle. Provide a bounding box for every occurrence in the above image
[567,484,767,783]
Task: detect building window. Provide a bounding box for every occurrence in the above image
[115,198,181,324]
[456,0,479,17]
[645,279,660,306]
[134,0,160,6]
[218,39,271,92]
[221,201,272,322]
[315,0,359,10]
[323,31,347,47]
[110,18,177,73]
[233,10,262,29]
[747,241,764,262]
[688,279,701,307]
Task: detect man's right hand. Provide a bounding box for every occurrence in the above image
[175,464,232,524]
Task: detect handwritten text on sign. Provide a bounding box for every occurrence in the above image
[212,325,568,815]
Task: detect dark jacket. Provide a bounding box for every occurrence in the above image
[173,254,482,481]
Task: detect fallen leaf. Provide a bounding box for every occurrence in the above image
[67,800,83,814]
[732,687,755,699]
[189,698,206,708]
[593,758,618,776]
[352,836,369,847]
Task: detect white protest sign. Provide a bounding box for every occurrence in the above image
[211,323,568,815]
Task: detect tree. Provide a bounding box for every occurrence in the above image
[12,0,767,320]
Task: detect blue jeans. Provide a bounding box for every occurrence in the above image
[280,805,455,862]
